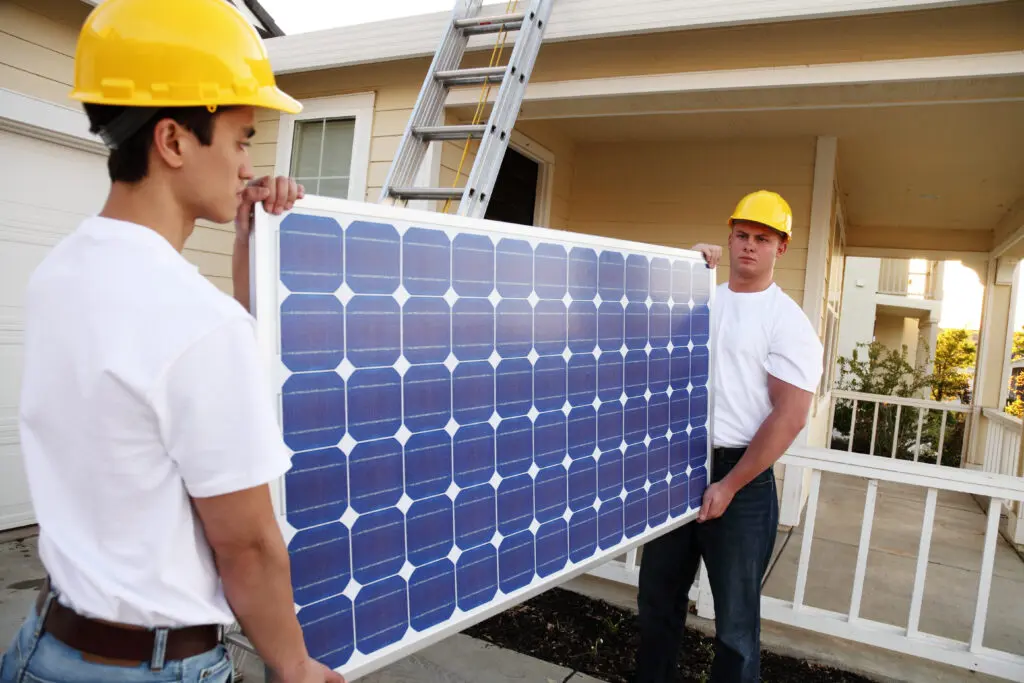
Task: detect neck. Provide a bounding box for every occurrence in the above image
[98,180,195,253]
[728,269,774,294]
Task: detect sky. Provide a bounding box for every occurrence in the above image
[260,0,503,35]
[939,262,1024,333]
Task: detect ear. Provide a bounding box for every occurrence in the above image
[777,239,790,257]
[151,118,188,171]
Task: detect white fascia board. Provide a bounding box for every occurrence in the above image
[265,0,1008,75]
[444,50,1024,107]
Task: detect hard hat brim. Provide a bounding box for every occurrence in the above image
[69,85,303,115]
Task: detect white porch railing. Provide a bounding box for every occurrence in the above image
[587,447,1024,681]
[982,408,1022,478]
[980,408,1024,544]
[828,390,972,467]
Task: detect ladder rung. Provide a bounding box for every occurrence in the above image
[388,187,465,201]
[413,124,487,141]
[455,12,526,35]
[435,66,506,86]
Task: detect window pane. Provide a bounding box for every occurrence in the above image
[319,178,350,200]
[295,177,321,195]
[291,120,324,178]
[321,118,355,177]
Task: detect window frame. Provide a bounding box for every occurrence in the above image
[274,92,375,203]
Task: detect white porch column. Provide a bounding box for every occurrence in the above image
[780,135,837,527]
[967,257,1017,467]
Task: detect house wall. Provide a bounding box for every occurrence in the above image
[458,2,1024,85]
[564,138,814,301]
[837,257,882,362]
[256,0,1024,216]
[874,313,920,365]
[1,0,239,295]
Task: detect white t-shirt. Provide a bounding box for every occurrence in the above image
[710,282,824,448]
[19,216,292,628]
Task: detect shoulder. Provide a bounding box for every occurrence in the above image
[769,285,823,349]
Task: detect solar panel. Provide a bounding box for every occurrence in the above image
[251,197,714,679]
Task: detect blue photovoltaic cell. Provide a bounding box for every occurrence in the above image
[275,210,713,673]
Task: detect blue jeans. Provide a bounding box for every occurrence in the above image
[0,590,233,683]
[635,448,779,683]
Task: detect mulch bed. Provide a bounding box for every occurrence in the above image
[464,587,875,683]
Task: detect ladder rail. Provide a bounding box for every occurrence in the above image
[379,0,554,217]
[458,0,553,218]
[378,0,484,205]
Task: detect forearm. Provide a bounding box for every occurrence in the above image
[215,534,309,679]
[721,409,804,493]
[233,236,251,311]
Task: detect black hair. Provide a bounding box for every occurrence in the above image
[83,104,229,184]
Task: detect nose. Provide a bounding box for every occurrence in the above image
[240,157,255,182]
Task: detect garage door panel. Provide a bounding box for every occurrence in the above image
[0,128,107,531]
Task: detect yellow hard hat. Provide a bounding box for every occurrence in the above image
[729,190,793,239]
[70,0,301,115]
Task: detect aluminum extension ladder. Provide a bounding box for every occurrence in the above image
[378,0,554,219]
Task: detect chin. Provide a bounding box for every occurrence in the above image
[204,204,238,226]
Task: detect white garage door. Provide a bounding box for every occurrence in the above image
[0,128,109,531]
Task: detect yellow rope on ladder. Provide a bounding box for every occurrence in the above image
[442,0,522,214]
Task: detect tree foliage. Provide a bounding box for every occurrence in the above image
[1012,328,1024,362]
[930,328,976,402]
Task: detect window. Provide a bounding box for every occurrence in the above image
[289,118,355,199]
[818,193,846,401]
[275,93,374,203]
[819,303,840,397]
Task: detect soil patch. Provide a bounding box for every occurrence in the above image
[464,587,875,682]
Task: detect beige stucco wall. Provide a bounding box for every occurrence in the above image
[874,313,921,365]
[564,138,814,303]
[255,0,1024,212]
[1,0,244,295]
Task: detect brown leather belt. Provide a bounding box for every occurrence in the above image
[35,579,220,665]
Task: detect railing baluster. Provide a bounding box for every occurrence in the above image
[849,479,878,622]
[907,488,938,637]
[914,409,925,462]
[826,394,837,448]
[937,410,948,466]
[849,399,859,452]
[869,403,880,456]
[1000,428,1009,476]
[625,548,638,574]
[891,404,902,458]
[984,419,995,473]
[970,497,1002,653]
[793,469,822,610]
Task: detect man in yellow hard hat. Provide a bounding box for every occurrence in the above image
[1,1,342,682]
[635,191,824,682]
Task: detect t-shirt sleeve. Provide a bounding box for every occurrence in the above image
[764,298,825,394]
[152,316,292,498]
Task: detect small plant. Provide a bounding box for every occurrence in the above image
[831,340,968,466]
